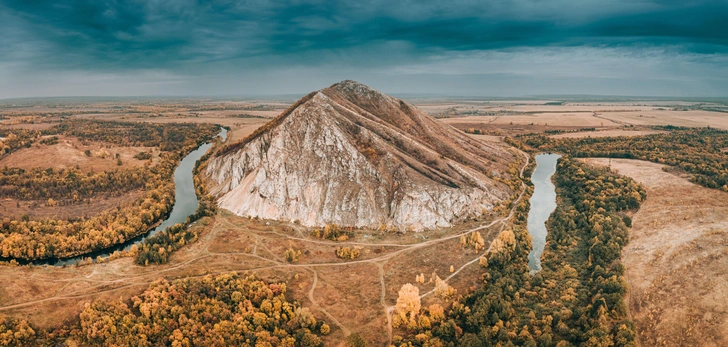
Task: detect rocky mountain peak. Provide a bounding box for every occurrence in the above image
[206,81,516,231]
[327,79,385,98]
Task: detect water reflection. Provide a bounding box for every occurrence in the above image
[527,153,561,272]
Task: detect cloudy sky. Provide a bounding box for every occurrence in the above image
[1,0,727,98]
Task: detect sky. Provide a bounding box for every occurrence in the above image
[1,0,727,98]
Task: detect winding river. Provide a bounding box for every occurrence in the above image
[15,132,556,270]
[37,128,227,266]
[527,153,561,272]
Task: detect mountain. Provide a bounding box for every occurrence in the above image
[205,80,516,231]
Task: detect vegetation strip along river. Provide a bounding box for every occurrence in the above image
[16,128,227,266]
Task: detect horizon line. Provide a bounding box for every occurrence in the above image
[2,94,728,103]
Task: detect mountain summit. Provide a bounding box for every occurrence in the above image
[206,80,516,230]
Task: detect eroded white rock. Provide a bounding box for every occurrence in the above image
[206,81,515,231]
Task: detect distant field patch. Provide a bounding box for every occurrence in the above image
[550,129,666,139]
[0,191,143,220]
[0,135,157,172]
[596,110,728,129]
[442,112,617,128]
[464,134,503,142]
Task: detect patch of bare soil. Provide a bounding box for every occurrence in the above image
[550,129,666,139]
[584,158,728,347]
[441,112,620,128]
[464,134,503,142]
[0,191,142,220]
[442,118,615,136]
[0,135,158,172]
[598,110,728,130]
[0,123,56,130]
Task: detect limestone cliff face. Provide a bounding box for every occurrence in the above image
[206,80,515,231]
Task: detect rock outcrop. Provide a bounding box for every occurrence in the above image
[206,80,516,230]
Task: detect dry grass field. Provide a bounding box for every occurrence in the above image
[1,98,285,146]
[0,192,142,220]
[442,112,619,128]
[0,135,158,172]
[483,105,656,113]
[421,100,728,136]
[0,123,56,130]
[584,158,728,347]
[550,129,666,139]
[465,133,504,142]
[0,208,512,345]
[594,110,728,129]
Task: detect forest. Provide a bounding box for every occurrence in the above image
[0,166,151,200]
[393,157,645,346]
[45,119,217,151]
[0,119,219,261]
[0,129,38,158]
[0,272,328,346]
[511,127,728,191]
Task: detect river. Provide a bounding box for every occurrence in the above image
[38,128,227,266]
[527,153,561,272]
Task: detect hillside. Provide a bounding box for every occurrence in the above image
[206,80,516,230]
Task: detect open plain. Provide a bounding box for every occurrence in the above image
[2,96,728,346]
[431,100,728,137]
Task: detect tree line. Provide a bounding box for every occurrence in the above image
[393,156,645,346]
[0,129,38,158]
[0,166,152,200]
[0,272,328,346]
[45,119,218,151]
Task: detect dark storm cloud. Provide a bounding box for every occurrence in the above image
[2,0,727,70]
[1,0,726,98]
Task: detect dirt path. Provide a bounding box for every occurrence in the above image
[306,267,350,336]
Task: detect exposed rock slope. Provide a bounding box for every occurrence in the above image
[206,80,516,230]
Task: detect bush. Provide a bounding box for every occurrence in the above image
[622,215,632,227]
[335,246,361,260]
[285,247,302,263]
[134,151,153,160]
